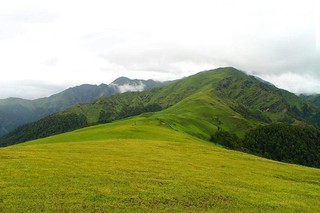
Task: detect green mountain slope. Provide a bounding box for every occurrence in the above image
[63,67,320,134]
[3,67,319,146]
[301,94,320,106]
[0,116,319,212]
[0,78,166,136]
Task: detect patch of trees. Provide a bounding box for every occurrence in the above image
[98,104,162,124]
[277,114,295,124]
[310,111,320,127]
[289,104,320,127]
[0,113,87,147]
[210,124,320,168]
[231,104,272,123]
[210,130,243,150]
[98,110,116,123]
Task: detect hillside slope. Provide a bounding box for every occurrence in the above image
[3,67,319,146]
[0,78,166,136]
[51,67,320,132]
[0,116,319,212]
[301,94,320,106]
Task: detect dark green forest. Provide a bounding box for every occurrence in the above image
[0,104,163,147]
[0,113,87,147]
[211,124,320,168]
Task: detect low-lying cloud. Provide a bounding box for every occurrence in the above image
[111,82,145,93]
[0,80,66,100]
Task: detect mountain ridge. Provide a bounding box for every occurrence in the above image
[2,67,319,147]
[0,77,167,136]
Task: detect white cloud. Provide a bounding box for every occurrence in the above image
[260,73,320,95]
[112,82,145,93]
[0,80,66,99]
[316,1,320,50]
[0,0,319,99]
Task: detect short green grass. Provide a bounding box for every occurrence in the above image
[1,117,319,212]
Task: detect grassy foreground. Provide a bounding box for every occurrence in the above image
[0,117,320,212]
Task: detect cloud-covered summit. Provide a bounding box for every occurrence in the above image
[110,77,166,94]
[110,77,146,93]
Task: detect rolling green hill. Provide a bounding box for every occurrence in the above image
[0,115,319,212]
[3,67,319,146]
[1,67,320,211]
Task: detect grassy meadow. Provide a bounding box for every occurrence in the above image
[0,116,320,212]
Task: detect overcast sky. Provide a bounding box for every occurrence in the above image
[0,0,319,99]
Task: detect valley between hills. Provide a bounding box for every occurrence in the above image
[0,67,320,212]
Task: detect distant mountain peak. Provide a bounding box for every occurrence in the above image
[111,77,133,85]
[110,76,167,93]
[110,77,145,93]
